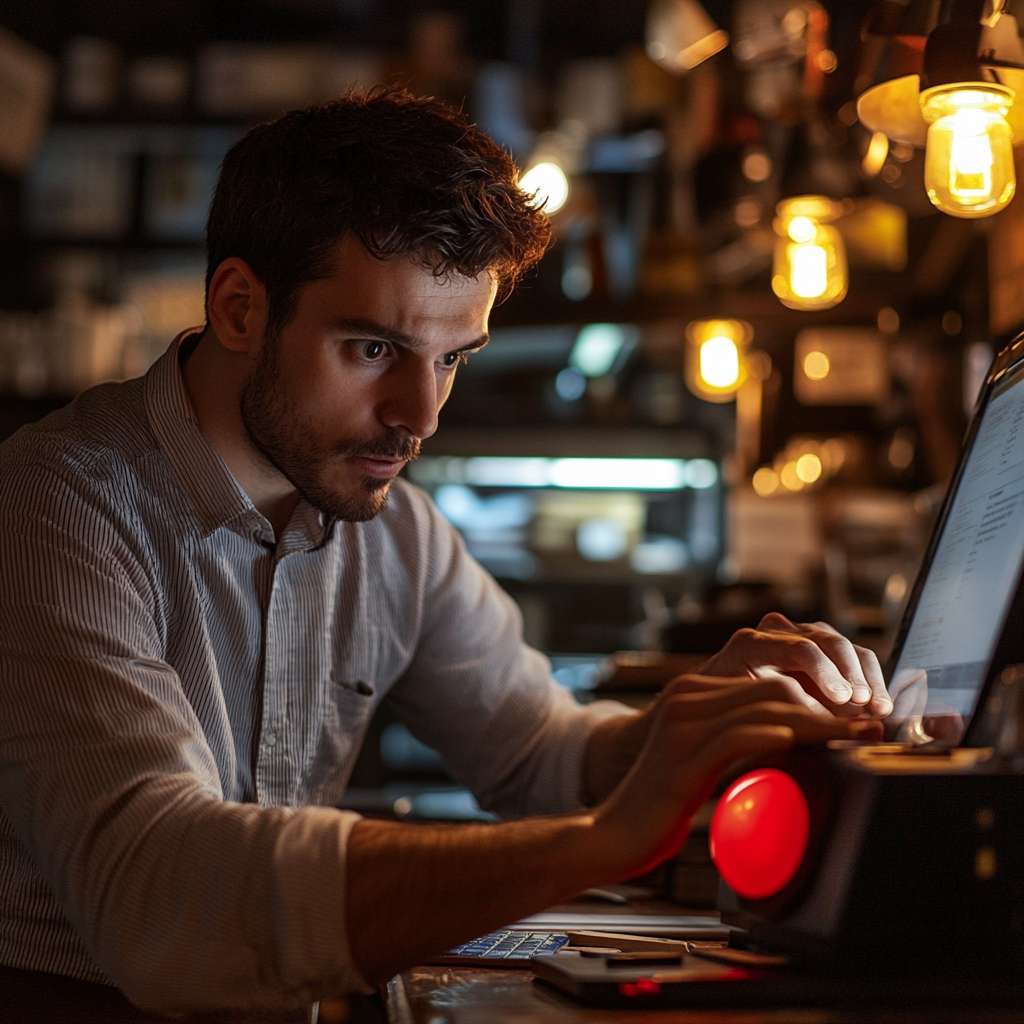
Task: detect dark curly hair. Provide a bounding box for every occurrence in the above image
[205,87,551,335]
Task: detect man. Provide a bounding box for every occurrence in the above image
[0,89,890,1014]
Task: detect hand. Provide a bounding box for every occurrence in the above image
[594,677,882,877]
[697,613,892,719]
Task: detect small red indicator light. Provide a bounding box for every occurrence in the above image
[709,768,810,900]
[618,979,661,997]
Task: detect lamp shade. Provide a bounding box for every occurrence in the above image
[857,4,1024,146]
[646,0,729,74]
[857,2,1024,216]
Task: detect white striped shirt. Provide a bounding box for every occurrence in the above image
[0,333,622,1013]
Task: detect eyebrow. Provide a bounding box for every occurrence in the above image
[330,317,489,354]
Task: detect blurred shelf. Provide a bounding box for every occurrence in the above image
[421,426,716,459]
[51,112,248,129]
[492,277,910,331]
[23,238,205,249]
[486,563,714,585]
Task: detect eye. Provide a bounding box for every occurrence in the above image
[356,340,388,361]
[441,350,468,369]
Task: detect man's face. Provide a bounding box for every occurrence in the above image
[241,236,495,522]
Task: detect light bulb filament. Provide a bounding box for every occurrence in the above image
[948,109,994,201]
[700,336,740,388]
[791,243,828,299]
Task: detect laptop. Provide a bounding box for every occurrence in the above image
[884,333,1024,747]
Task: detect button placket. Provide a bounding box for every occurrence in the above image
[256,556,289,806]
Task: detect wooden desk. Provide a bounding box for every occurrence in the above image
[384,965,1024,1024]
[5,956,1023,1024]
[0,965,314,1024]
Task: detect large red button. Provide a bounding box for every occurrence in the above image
[709,768,810,900]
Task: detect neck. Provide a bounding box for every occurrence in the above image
[181,327,300,537]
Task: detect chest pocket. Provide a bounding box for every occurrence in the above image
[295,619,382,806]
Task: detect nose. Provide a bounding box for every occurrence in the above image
[378,357,440,440]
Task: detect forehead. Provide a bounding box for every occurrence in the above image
[299,235,496,337]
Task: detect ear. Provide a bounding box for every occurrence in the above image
[205,258,269,356]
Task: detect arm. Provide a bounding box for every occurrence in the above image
[0,468,363,1012]
[346,681,882,983]
[382,489,631,819]
[388,489,890,815]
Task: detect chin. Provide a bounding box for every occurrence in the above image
[311,477,392,523]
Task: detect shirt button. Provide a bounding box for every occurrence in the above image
[265,730,278,747]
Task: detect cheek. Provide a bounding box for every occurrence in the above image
[436,369,458,406]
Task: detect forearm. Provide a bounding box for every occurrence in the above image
[581,708,648,806]
[345,812,620,983]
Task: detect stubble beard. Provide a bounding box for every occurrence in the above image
[240,332,421,523]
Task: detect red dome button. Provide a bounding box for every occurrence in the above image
[709,768,810,901]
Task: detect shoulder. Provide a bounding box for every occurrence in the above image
[380,476,445,530]
[0,377,156,519]
[365,477,463,573]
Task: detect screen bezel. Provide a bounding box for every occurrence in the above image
[883,334,1024,746]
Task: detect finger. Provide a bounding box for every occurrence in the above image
[855,645,892,717]
[672,701,865,759]
[809,620,843,637]
[714,700,863,741]
[660,678,829,724]
[750,667,831,715]
[757,611,800,634]
[763,618,874,706]
[803,628,875,705]
[731,633,856,704]
[663,673,754,696]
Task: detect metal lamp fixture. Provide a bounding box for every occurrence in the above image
[646,0,730,74]
[857,0,1024,218]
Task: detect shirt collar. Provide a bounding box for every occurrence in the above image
[144,330,332,549]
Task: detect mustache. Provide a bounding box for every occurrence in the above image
[337,433,422,462]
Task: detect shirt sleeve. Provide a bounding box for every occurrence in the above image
[0,455,370,1013]
[382,486,631,820]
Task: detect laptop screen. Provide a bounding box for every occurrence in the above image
[888,357,1024,739]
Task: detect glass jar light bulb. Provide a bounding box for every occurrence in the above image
[772,197,848,311]
[920,85,1016,219]
[685,318,751,402]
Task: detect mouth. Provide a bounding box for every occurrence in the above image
[350,455,407,479]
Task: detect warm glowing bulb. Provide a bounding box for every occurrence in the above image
[803,350,830,380]
[787,216,816,243]
[920,85,1016,219]
[752,467,778,497]
[685,319,750,401]
[772,198,848,311]
[790,243,828,298]
[861,131,889,178]
[700,336,740,388]
[795,453,822,484]
[780,460,803,491]
[519,161,570,214]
